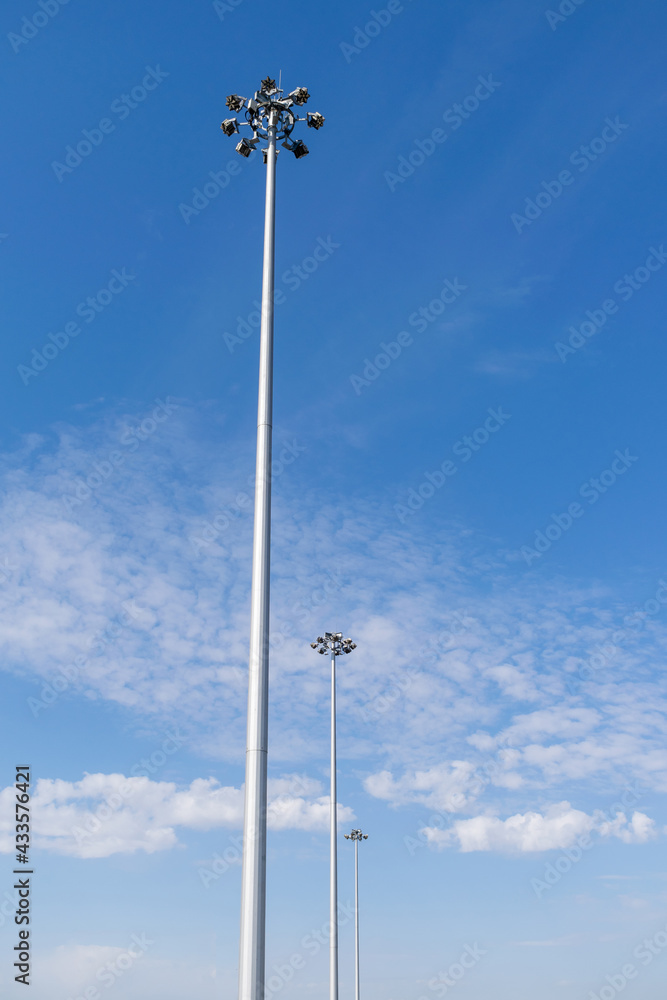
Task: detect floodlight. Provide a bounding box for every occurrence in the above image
[310,642,318,649]
[290,87,310,105]
[236,137,255,158]
[307,112,325,130]
[319,648,326,654]
[226,94,244,112]
[261,77,277,93]
[221,118,238,136]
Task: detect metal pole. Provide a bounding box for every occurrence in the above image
[354,835,360,1000]
[238,109,277,1000]
[330,644,339,1000]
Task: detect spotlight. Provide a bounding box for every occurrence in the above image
[310,642,318,649]
[236,137,256,158]
[225,94,244,112]
[317,637,324,644]
[307,112,325,130]
[221,118,238,136]
[289,87,310,106]
[350,642,357,649]
[319,648,326,654]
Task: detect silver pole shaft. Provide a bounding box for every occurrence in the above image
[330,647,339,1000]
[238,113,277,1000]
[355,837,360,1000]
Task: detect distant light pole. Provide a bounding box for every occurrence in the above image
[221,78,325,1000]
[311,633,357,1000]
[344,829,368,1000]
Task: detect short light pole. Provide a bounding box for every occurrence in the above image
[311,633,357,1000]
[344,829,368,1000]
[221,78,325,1000]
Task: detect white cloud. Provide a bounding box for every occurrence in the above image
[420,802,657,853]
[0,772,354,858]
[2,408,667,816]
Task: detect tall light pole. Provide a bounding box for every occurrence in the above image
[222,78,325,1000]
[344,829,368,1000]
[311,633,358,1000]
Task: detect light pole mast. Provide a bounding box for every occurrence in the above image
[221,78,325,1000]
[345,829,368,1000]
[311,633,358,1000]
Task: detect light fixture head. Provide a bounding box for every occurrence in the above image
[307,112,325,130]
[319,648,326,654]
[310,642,318,649]
[261,76,278,94]
[290,86,310,106]
[317,637,324,644]
[221,118,238,136]
[236,137,256,158]
[226,94,244,112]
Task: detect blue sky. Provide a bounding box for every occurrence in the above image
[2,0,667,997]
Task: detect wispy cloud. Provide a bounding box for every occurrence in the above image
[2,405,667,831]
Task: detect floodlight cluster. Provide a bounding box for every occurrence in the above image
[310,632,357,656]
[221,77,325,160]
[344,829,369,842]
